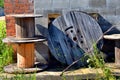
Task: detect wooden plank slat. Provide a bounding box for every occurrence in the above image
[17,44,25,68]
[17,43,34,68]
[115,40,120,65]
[15,17,35,38]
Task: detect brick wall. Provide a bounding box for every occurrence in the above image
[4,0,34,36]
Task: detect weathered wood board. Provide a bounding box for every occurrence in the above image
[17,43,34,68]
[16,18,35,38]
[48,11,103,65]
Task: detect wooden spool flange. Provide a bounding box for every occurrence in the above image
[3,37,47,73]
[6,14,43,38]
[3,14,48,73]
[104,34,120,66]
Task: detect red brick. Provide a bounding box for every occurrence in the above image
[14,9,24,14]
[10,20,15,23]
[24,10,33,13]
[4,9,14,14]
[4,0,11,3]
[6,16,14,19]
[4,3,13,8]
[6,28,16,35]
[13,0,19,3]
[7,23,15,27]
[4,2,14,10]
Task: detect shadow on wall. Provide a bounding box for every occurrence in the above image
[36,24,48,38]
[35,24,66,66]
[35,24,50,64]
[96,14,120,52]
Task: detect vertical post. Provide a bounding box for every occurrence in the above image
[17,43,35,68]
[115,40,120,65]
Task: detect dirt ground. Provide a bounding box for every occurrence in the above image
[0,16,5,20]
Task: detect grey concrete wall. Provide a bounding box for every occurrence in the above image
[34,0,120,29]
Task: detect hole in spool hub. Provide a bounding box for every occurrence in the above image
[73,37,77,41]
[81,41,83,43]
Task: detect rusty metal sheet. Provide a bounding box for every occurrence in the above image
[48,11,103,65]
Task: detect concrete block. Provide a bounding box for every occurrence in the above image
[81,8,99,13]
[35,41,50,64]
[103,15,120,25]
[34,9,44,14]
[116,7,120,15]
[70,0,89,8]
[98,8,116,15]
[106,0,120,8]
[34,0,52,10]
[52,0,69,9]
[89,0,106,8]
[35,17,48,37]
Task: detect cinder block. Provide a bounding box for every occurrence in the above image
[70,0,89,8]
[34,0,52,10]
[89,0,106,8]
[103,15,120,24]
[35,17,48,37]
[98,8,116,15]
[52,0,69,9]
[106,0,120,8]
[81,8,99,13]
[34,9,44,14]
[116,7,120,15]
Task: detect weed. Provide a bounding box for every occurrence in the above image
[0,0,4,8]
[0,20,13,72]
[87,44,116,80]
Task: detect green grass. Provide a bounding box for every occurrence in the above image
[0,0,4,8]
[0,20,13,72]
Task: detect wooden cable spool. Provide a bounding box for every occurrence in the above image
[48,11,103,66]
